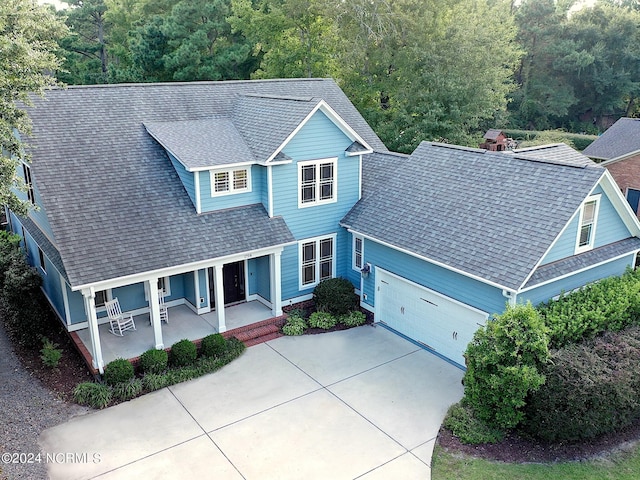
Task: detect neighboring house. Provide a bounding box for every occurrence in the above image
[479,129,508,151]
[583,118,640,216]
[6,80,640,372]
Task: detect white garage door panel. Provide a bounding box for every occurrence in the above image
[377,270,487,366]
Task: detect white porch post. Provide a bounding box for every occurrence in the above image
[214,265,226,332]
[82,288,104,374]
[146,278,164,349]
[270,250,283,317]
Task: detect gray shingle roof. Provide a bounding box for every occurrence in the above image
[24,79,383,288]
[341,142,606,291]
[583,118,640,160]
[523,237,640,289]
[144,117,255,169]
[512,143,596,167]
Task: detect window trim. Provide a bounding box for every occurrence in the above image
[94,289,113,312]
[575,195,600,254]
[22,163,35,205]
[37,246,47,274]
[157,276,171,297]
[352,235,364,271]
[209,167,252,197]
[21,226,28,254]
[298,233,337,290]
[297,157,338,208]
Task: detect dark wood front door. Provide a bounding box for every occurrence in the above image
[208,261,246,309]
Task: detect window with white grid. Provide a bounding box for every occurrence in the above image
[210,168,251,196]
[298,158,337,207]
[299,234,336,289]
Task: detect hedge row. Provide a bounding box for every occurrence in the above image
[502,129,598,151]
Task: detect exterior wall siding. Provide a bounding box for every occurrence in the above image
[68,287,86,324]
[14,165,56,241]
[183,271,197,307]
[606,154,640,217]
[198,164,263,212]
[248,256,270,300]
[520,254,635,306]
[541,184,633,265]
[168,153,196,208]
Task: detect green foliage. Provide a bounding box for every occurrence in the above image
[169,339,197,367]
[40,337,63,368]
[538,269,640,349]
[313,278,358,316]
[282,314,307,336]
[103,358,135,386]
[443,401,505,445]
[73,382,112,409]
[524,326,640,443]
[112,378,143,401]
[463,303,549,429]
[141,373,172,392]
[139,348,168,374]
[200,333,227,358]
[339,310,367,328]
[308,311,338,330]
[502,129,597,151]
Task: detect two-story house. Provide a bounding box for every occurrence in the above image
[6,79,640,372]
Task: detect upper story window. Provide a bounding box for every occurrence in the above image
[352,235,364,271]
[576,195,600,253]
[298,158,337,208]
[22,163,35,204]
[38,247,46,274]
[210,168,251,196]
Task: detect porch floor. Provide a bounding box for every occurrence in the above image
[76,301,275,365]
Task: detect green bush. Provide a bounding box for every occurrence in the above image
[103,358,135,386]
[73,382,112,409]
[313,278,358,315]
[169,339,197,367]
[40,337,63,368]
[463,303,549,430]
[308,311,338,330]
[339,310,367,327]
[282,314,307,335]
[443,401,505,445]
[523,326,640,443]
[139,348,168,374]
[200,333,227,358]
[112,379,144,401]
[142,373,172,392]
[538,269,640,348]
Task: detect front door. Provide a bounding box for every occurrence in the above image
[208,261,246,309]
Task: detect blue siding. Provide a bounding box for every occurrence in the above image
[197,269,208,308]
[248,256,270,300]
[168,153,196,208]
[183,271,197,307]
[541,184,633,264]
[362,238,508,317]
[13,164,56,241]
[198,164,263,212]
[68,287,86,325]
[521,254,635,305]
[39,253,65,320]
[112,283,147,312]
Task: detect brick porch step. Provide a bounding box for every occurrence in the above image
[222,315,287,347]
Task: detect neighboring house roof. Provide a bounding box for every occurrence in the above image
[583,117,640,161]
[342,142,607,292]
[25,79,385,288]
[483,129,504,141]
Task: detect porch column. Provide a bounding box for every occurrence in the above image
[270,250,283,317]
[82,288,104,374]
[146,278,164,349]
[214,265,226,332]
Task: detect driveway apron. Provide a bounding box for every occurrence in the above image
[39,325,464,479]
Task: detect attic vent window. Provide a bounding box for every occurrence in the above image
[210,168,251,197]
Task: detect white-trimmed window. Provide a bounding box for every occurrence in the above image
[352,235,364,271]
[157,276,171,297]
[210,168,251,196]
[298,158,337,207]
[38,247,46,274]
[22,163,35,204]
[95,289,112,310]
[576,195,600,253]
[21,226,28,254]
[299,234,336,288]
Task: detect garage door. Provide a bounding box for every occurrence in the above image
[376,269,488,366]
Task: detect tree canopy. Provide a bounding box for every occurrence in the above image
[0,0,68,215]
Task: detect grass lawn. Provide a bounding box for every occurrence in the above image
[432,443,640,480]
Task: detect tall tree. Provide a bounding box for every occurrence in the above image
[0,0,68,215]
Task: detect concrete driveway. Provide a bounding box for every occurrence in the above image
[40,325,464,479]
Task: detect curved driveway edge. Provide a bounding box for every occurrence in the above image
[39,325,464,479]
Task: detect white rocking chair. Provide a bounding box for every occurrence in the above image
[159,293,169,324]
[105,298,136,336]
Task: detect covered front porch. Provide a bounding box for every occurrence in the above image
[75,301,279,367]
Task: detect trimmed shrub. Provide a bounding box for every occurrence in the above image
[313,278,358,315]
[443,401,505,445]
[200,333,227,358]
[339,310,366,327]
[112,379,144,401]
[73,382,112,409]
[308,311,338,330]
[104,358,135,386]
[139,348,168,374]
[463,303,549,430]
[523,326,640,443]
[169,339,197,367]
[282,314,307,336]
[40,337,63,368]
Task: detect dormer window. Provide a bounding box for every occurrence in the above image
[210,168,251,196]
[576,195,600,253]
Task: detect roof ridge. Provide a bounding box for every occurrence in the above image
[63,78,329,91]
[242,93,316,102]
